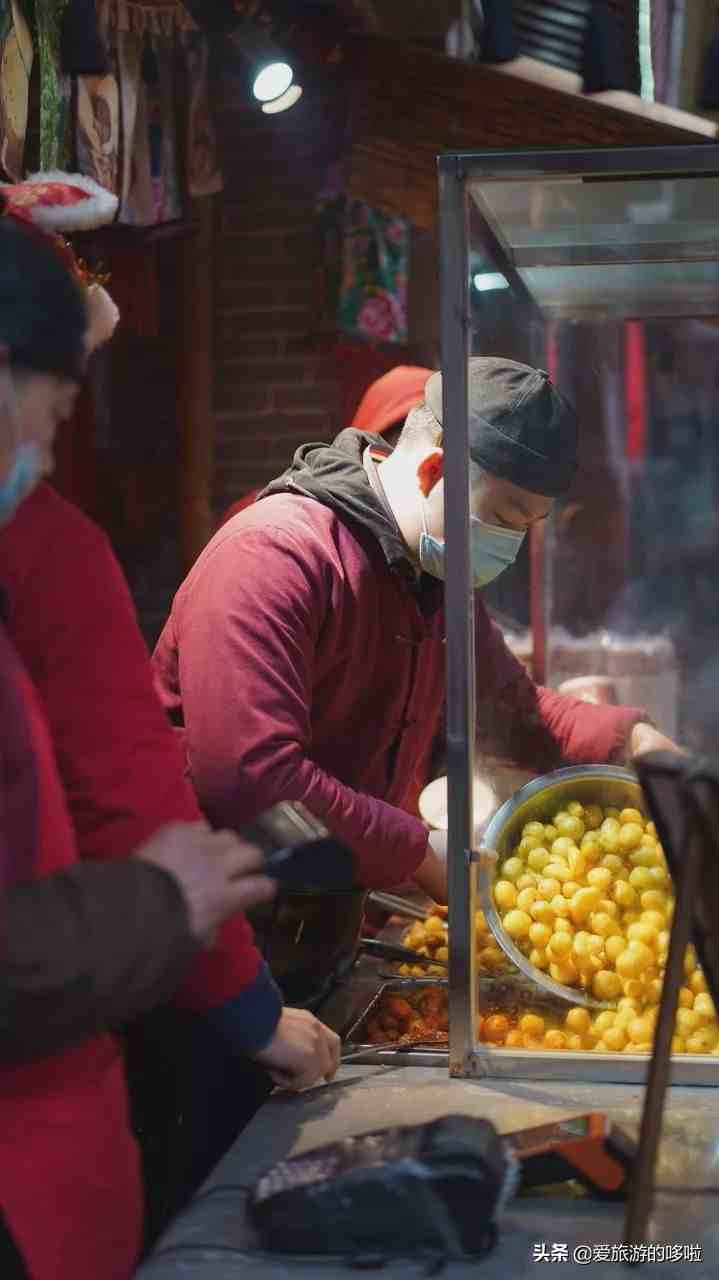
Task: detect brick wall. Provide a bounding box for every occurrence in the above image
[92,246,185,648]
[211,69,348,521]
[98,69,349,646]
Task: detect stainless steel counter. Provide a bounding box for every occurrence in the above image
[138,1063,719,1278]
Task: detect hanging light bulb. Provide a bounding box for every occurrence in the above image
[252,60,294,103]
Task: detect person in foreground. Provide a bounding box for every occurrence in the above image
[155,356,677,909]
[0,201,338,1280]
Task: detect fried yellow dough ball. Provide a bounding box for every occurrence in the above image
[566,1007,591,1035]
[488,797,719,1055]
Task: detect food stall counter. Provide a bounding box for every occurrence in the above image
[138,1064,719,1277]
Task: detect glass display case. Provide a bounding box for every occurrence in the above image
[437,145,719,1082]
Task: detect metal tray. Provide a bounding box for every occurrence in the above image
[343,981,719,1086]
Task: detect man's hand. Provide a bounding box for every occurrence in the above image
[630,722,685,762]
[135,821,276,943]
[413,829,448,905]
[251,1007,341,1090]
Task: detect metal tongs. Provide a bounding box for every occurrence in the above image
[367,891,428,922]
[360,937,448,970]
[341,1032,448,1065]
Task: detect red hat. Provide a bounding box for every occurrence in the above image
[0,171,120,353]
[350,365,434,436]
[0,170,118,234]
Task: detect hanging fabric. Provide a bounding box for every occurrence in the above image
[144,31,182,223]
[61,0,108,74]
[97,0,196,38]
[34,0,73,169]
[76,73,120,194]
[98,0,219,223]
[0,0,34,180]
[312,159,410,347]
[338,200,410,346]
[179,29,223,199]
[116,25,152,221]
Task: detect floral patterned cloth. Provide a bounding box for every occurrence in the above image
[314,162,410,346]
[339,200,409,345]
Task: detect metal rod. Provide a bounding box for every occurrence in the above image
[438,145,719,181]
[439,156,476,1078]
[624,821,704,1249]
[529,320,557,688]
[367,891,429,921]
[529,520,547,686]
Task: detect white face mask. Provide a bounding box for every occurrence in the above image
[418,492,525,588]
[0,441,43,525]
[0,365,43,525]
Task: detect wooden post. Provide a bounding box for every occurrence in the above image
[176,197,215,573]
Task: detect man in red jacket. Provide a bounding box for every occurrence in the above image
[154,357,677,906]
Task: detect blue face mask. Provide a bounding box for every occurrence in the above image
[418,498,525,589]
[0,442,43,525]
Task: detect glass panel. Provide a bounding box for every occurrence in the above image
[469,173,719,319]
[466,158,719,751]
[444,151,719,1075]
[470,175,719,257]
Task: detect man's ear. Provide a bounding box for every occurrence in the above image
[416,448,443,498]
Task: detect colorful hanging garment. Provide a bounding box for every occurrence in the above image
[98,0,210,225]
[313,161,410,347]
[338,199,410,346]
[34,0,72,169]
[180,29,223,199]
[0,0,34,180]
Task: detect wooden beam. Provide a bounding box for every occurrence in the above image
[176,197,215,573]
[345,35,711,228]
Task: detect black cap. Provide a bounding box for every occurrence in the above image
[425,357,578,498]
[0,210,86,383]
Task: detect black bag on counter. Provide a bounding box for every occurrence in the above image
[249,1114,517,1264]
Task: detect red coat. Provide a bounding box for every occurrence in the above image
[0,628,141,1280]
[0,484,273,1014]
[154,457,644,889]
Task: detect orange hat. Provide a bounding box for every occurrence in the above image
[350,365,434,436]
[0,171,119,353]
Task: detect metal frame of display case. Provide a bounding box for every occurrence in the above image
[437,144,719,1083]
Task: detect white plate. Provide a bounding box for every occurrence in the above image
[418,774,497,834]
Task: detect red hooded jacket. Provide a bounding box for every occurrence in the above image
[0,484,280,1028]
[154,431,645,887]
[0,624,141,1280]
